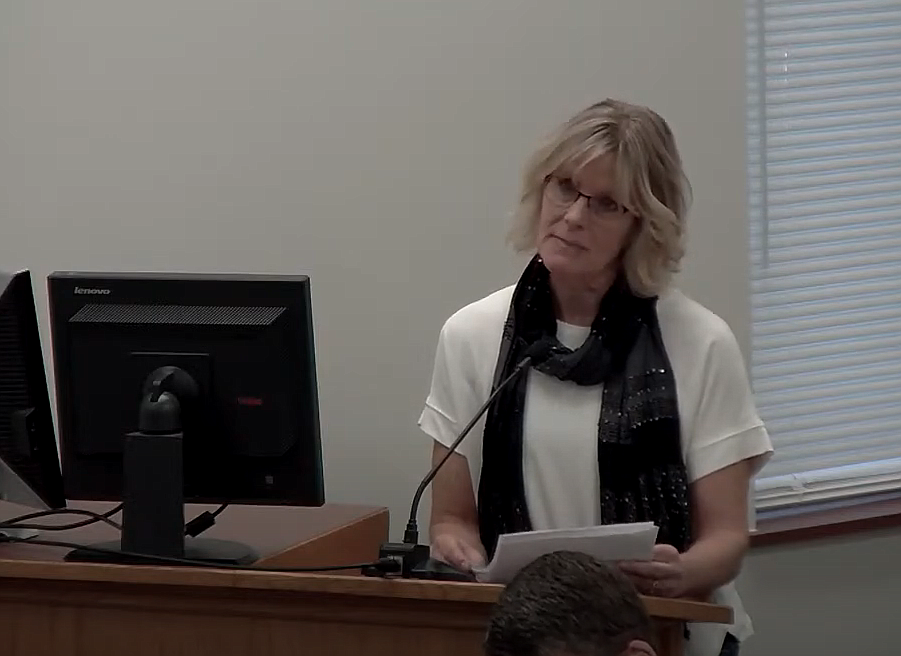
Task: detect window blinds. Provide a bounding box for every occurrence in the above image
[746,0,901,509]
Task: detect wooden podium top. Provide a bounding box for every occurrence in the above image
[6,565,732,624]
[0,556,731,624]
[0,501,732,656]
[0,501,731,626]
[0,500,382,564]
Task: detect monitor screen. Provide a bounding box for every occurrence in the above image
[0,270,65,511]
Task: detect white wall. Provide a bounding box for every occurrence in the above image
[739,530,901,656]
[0,0,749,521]
[9,2,887,654]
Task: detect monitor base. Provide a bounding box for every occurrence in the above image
[0,527,39,541]
[63,537,259,567]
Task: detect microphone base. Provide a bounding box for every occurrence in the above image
[363,541,429,578]
[409,556,476,582]
[364,542,475,582]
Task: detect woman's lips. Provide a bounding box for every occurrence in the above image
[551,234,586,250]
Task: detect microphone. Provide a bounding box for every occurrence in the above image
[365,339,554,580]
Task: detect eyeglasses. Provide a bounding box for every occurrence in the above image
[543,175,631,220]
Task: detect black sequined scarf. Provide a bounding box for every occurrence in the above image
[477,257,692,558]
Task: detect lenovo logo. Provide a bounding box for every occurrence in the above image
[74,287,111,296]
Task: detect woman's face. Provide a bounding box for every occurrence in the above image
[536,154,637,282]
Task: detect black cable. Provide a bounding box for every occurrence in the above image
[0,534,401,574]
[0,505,124,532]
[184,503,229,537]
[2,502,227,536]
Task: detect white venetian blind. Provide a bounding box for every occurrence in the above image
[746,0,901,509]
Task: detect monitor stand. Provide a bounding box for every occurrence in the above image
[67,372,259,567]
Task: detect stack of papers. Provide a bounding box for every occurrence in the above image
[473,522,658,584]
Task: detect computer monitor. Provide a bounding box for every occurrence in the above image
[0,271,65,514]
[48,272,324,565]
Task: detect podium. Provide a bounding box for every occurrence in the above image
[0,502,730,656]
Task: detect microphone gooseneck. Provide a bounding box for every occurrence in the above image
[403,338,555,545]
[365,338,555,580]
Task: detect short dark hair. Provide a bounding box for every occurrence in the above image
[484,551,654,656]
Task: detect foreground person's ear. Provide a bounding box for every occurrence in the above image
[622,639,656,656]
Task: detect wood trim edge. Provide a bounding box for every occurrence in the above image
[751,496,901,548]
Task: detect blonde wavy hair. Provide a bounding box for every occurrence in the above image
[508,99,691,297]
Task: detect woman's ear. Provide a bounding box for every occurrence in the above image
[622,639,656,656]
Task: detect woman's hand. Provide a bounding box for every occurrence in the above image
[429,441,486,572]
[618,544,687,598]
[430,529,487,572]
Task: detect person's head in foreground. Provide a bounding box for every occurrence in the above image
[484,551,656,656]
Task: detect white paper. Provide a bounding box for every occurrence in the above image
[473,522,658,584]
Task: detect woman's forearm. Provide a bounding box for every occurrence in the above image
[680,529,749,598]
[430,516,480,541]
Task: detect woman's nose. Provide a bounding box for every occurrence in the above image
[563,196,589,226]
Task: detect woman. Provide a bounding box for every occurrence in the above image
[418,99,772,656]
